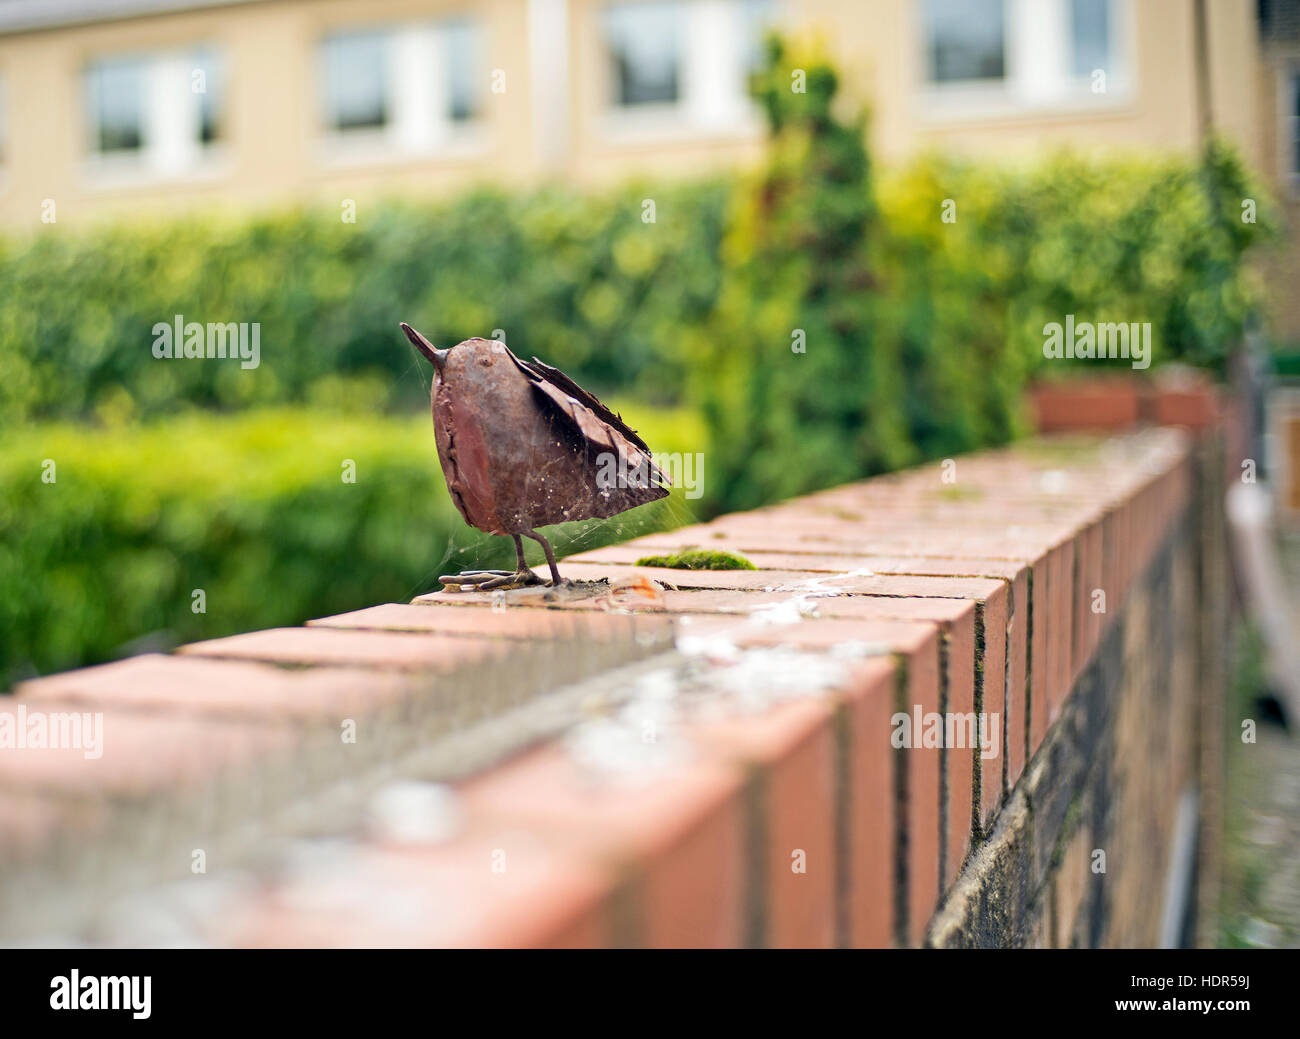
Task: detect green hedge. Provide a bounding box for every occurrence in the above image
[0,182,730,425]
[879,136,1271,385]
[0,405,703,689]
[686,38,1273,512]
[4,132,1269,441]
[0,127,1270,450]
[689,38,915,513]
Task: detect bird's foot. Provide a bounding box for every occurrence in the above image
[439,569,549,592]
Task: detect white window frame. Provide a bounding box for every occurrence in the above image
[599,0,773,143]
[917,0,1133,122]
[317,20,487,167]
[82,48,228,187]
[530,0,571,168]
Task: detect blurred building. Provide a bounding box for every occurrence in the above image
[0,0,1296,335]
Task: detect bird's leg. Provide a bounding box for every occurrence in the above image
[511,532,531,574]
[438,534,545,591]
[524,529,563,586]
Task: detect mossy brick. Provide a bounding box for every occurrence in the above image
[925,796,1035,948]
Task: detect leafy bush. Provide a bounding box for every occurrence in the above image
[0,405,702,689]
[687,38,1273,512]
[878,137,1273,397]
[0,183,730,425]
[688,37,914,514]
[0,93,1269,467]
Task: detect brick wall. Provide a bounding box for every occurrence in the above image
[0,387,1229,947]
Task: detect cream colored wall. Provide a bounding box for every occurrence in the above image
[558,0,748,186]
[1206,0,1266,168]
[852,0,1202,160]
[563,0,1247,174]
[2,0,1265,223]
[0,0,534,229]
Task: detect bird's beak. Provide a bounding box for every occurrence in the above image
[401,322,448,374]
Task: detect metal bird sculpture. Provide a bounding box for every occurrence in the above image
[401,323,670,590]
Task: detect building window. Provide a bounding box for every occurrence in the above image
[443,20,484,123]
[739,0,778,77]
[606,1,682,107]
[924,0,1006,83]
[84,49,227,178]
[921,0,1129,112]
[194,49,224,144]
[599,0,778,137]
[321,30,389,132]
[1069,0,1111,78]
[318,20,486,159]
[87,56,147,153]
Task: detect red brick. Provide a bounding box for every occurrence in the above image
[309,602,670,645]
[678,586,995,865]
[459,744,746,948]
[1152,387,1217,430]
[1028,558,1050,759]
[834,657,897,947]
[886,625,942,945]
[685,697,838,948]
[1045,539,1077,722]
[675,601,960,669]
[1072,519,1105,685]
[601,522,1068,562]
[16,653,411,722]
[760,559,1025,801]
[745,601,978,896]
[1029,378,1142,432]
[535,562,835,591]
[1087,516,1107,663]
[0,702,292,798]
[564,543,898,571]
[975,580,1008,834]
[1005,564,1031,789]
[1115,493,1134,603]
[0,790,107,863]
[177,627,501,670]
[940,606,976,888]
[227,827,614,948]
[553,562,1004,601]
[1100,505,1123,634]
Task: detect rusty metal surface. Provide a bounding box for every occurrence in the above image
[401,324,669,537]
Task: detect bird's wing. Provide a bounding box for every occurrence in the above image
[511,354,651,451]
[506,349,671,495]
